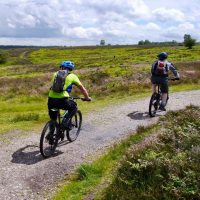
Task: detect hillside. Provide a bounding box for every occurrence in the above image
[100,105,200,200]
[0,45,200,134]
[0,45,200,199]
[0,90,199,200]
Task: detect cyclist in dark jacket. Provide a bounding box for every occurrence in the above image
[151,52,180,111]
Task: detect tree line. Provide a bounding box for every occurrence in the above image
[138,34,197,49]
[0,34,198,64]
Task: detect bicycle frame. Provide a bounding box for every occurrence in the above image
[156,84,160,94]
[40,96,83,158]
[56,97,81,130]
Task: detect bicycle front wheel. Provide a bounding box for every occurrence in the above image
[40,121,59,158]
[66,110,82,142]
[149,93,160,117]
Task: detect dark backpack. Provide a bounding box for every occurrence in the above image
[51,70,69,93]
[154,60,167,75]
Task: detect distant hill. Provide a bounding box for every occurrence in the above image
[0,45,60,49]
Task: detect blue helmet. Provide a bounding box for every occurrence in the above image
[157,52,168,61]
[60,60,75,70]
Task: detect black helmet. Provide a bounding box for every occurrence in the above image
[157,52,168,61]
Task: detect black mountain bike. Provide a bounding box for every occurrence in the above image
[149,78,178,117]
[40,97,86,158]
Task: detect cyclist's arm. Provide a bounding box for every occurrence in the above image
[70,74,91,100]
[77,84,91,101]
[169,63,180,79]
[151,61,157,75]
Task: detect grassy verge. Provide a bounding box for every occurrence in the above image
[99,105,200,200]
[51,105,200,200]
[0,46,199,135]
[51,125,158,200]
[0,83,199,135]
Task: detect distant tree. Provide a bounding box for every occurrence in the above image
[0,49,8,64]
[138,39,179,46]
[171,40,177,44]
[138,40,144,45]
[100,39,105,46]
[138,40,151,45]
[144,39,151,45]
[184,34,196,49]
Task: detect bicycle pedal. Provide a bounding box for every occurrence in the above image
[153,102,158,109]
[159,105,166,111]
[59,132,65,141]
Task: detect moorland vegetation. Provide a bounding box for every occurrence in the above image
[0,45,200,134]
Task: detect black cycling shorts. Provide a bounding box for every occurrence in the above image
[151,76,168,93]
[48,97,77,120]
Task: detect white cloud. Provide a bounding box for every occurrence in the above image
[7,13,39,28]
[165,22,195,36]
[62,26,102,39]
[178,22,194,30]
[146,22,160,30]
[0,0,199,45]
[152,7,185,22]
[161,22,197,42]
[85,0,150,18]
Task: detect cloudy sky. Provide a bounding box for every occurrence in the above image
[0,0,199,46]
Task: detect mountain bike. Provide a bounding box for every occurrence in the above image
[149,78,178,117]
[40,97,87,158]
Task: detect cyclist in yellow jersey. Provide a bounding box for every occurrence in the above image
[48,60,91,139]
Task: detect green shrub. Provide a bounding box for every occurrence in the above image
[11,113,39,122]
[102,106,200,200]
[0,49,9,64]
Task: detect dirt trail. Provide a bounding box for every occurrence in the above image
[0,90,200,200]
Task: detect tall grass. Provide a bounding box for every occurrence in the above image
[0,45,200,134]
[52,125,157,200]
[101,105,200,200]
[52,106,200,200]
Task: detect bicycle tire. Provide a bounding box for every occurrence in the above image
[66,110,82,142]
[149,93,160,117]
[40,121,59,158]
[165,94,169,106]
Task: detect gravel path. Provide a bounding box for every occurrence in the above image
[0,90,200,200]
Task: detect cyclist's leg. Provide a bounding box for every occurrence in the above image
[64,99,77,117]
[151,76,157,93]
[48,97,59,119]
[152,84,157,93]
[160,80,168,109]
[62,99,77,128]
[47,98,58,136]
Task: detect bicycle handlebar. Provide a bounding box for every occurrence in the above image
[69,97,91,101]
[168,77,180,81]
[81,98,91,101]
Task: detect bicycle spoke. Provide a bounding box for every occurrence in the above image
[149,93,160,117]
[66,110,82,142]
[40,121,58,158]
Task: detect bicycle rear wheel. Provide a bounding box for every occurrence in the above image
[40,121,59,158]
[66,110,82,142]
[149,93,160,117]
[165,94,169,106]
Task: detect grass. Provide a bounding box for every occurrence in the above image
[11,113,39,122]
[51,106,200,200]
[51,125,157,200]
[0,82,199,135]
[0,80,199,135]
[0,45,199,198]
[0,45,199,135]
[100,105,200,200]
